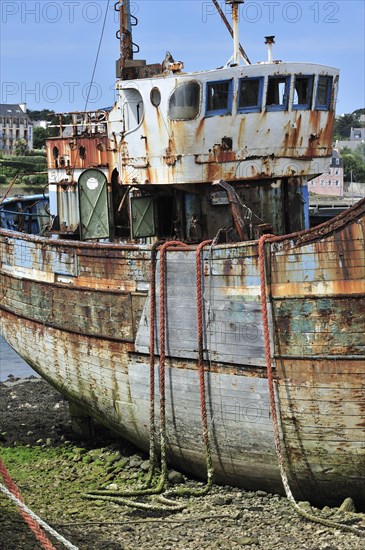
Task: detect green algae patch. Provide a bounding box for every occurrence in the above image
[1,445,61,466]
[0,441,149,527]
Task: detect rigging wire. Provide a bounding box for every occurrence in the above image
[65,0,111,187]
[84,0,112,114]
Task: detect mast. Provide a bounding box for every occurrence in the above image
[231,0,240,65]
[213,0,250,65]
[115,0,134,75]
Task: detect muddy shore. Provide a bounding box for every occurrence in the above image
[0,378,364,550]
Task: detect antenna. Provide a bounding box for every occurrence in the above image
[212,0,251,65]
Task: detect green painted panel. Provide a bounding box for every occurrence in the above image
[78,169,110,240]
[131,196,155,238]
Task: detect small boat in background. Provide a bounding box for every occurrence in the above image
[0,193,49,235]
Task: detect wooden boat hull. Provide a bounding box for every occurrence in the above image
[1,199,364,507]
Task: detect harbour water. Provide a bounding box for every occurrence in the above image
[0,336,38,381]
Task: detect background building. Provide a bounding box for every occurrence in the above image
[0,103,33,155]
[309,150,344,197]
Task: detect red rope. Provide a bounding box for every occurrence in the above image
[196,241,214,483]
[258,234,294,497]
[0,457,57,550]
[258,235,365,537]
[146,242,163,481]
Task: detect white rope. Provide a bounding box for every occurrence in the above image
[0,482,79,550]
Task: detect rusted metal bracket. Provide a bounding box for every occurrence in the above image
[212,179,247,240]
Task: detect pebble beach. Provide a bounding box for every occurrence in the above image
[0,345,364,549]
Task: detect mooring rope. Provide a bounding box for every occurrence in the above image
[0,459,78,549]
[156,240,216,502]
[196,239,214,489]
[86,240,214,507]
[258,234,365,537]
[158,241,188,487]
[85,242,187,509]
[145,241,164,485]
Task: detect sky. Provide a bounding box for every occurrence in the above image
[0,0,364,115]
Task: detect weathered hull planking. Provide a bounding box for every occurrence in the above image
[1,199,364,507]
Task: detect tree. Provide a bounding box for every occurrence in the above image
[33,127,48,149]
[334,114,357,139]
[27,109,56,121]
[342,144,365,183]
[352,108,365,119]
[15,139,28,155]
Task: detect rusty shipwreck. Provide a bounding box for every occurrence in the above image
[0,0,364,508]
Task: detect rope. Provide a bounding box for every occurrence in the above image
[84,0,111,113]
[66,0,111,182]
[158,241,188,489]
[86,240,215,507]
[0,459,78,549]
[196,240,213,475]
[84,492,184,513]
[146,240,165,485]
[258,235,365,537]
[85,241,187,507]
[183,240,214,493]
[156,241,216,502]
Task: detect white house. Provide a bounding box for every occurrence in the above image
[0,103,33,155]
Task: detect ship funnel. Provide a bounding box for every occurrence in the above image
[265,36,275,63]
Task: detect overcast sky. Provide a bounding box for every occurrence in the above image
[1,0,364,115]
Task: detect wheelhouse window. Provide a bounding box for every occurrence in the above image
[293,75,314,110]
[266,76,290,111]
[315,76,333,110]
[206,80,233,116]
[238,77,263,113]
[169,81,201,120]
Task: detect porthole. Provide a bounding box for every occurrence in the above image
[150,87,161,107]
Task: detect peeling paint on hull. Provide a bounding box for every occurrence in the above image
[0,199,364,507]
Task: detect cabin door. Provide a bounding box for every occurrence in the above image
[78,168,110,240]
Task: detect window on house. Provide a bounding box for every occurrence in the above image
[328,180,332,186]
[266,76,290,111]
[206,80,233,116]
[238,77,263,113]
[336,180,340,186]
[315,76,333,110]
[320,179,325,186]
[293,75,314,110]
[310,180,315,186]
[336,158,340,165]
[169,81,201,120]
